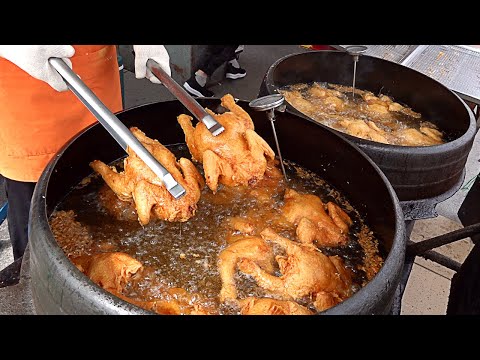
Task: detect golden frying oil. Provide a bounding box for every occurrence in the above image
[50,144,385,314]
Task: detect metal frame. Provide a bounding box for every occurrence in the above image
[332,45,480,106]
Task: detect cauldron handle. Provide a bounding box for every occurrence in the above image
[48,57,186,200]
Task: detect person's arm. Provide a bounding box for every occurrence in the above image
[132,45,171,84]
[0,45,75,91]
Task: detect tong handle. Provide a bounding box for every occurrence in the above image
[146,59,224,136]
[48,57,186,199]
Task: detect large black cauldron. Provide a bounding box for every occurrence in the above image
[260,51,477,201]
[29,98,405,315]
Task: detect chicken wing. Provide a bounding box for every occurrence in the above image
[218,236,275,303]
[178,94,276,193]
[90,127,205,225]
[282,188,352,247]
[237,228,353,312]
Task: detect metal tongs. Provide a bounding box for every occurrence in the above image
[48,57,186,199]
[146,59,225,136]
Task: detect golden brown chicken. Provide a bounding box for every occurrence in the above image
[281,82,445,147]
[394,127,443,146]
[338,118,390,144]
[90,127,205,225]
[117,287,218,315]
[218,236,275,303]
[420,126,444,143]
[227,216,256,236]
[72,252,143,294]
[221,162,290,243]
[237,228,353,312]
[362,92,421,118]
[282,188,352,247]
[282,89,317,117]
[239,297,314,315]
[73,253,217,315]
[177,94,276,193]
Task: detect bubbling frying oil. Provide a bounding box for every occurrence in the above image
[280,82,446,146]
[50,144,385,314]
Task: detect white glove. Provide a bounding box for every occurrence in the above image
[133,45,171,84]
[0,45,75,92]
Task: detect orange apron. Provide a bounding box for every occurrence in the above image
[0,45,122,182]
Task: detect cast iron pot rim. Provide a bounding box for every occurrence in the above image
[33,99,406,315]
[264,51,477,154]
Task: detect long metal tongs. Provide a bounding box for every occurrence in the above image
[146,59,225,136]
[48,57,186,199]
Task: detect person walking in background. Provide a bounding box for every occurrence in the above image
[183,45,246,97]
[0,45,171,263]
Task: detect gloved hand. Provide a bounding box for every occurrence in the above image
[133,45,171,84]
[0,45,75,92]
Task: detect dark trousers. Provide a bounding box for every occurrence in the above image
[196,45,240,77]
[4,178,36,260]
[446,175,480,314]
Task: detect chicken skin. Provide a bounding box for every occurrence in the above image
[239,297,314,315]
[282,90,317,117]
[338,118,390,144]
[394,127,443,146]
[72,252,143,294]
[116,287,218,315]
[362,92,422,118]
[177,94,276,193]
[90,127,205,225]
[282,188,353,247]
[218,236,275,303]
[73,253,216,315]
[419,126,443,143]
[238,228,353,312]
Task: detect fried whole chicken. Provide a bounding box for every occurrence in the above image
[281,82,445,146]
[218,236,275,303]
[90,127,205,225]
[73,252,217,315]
[177,94,276,193]
[72,252,143,294]
[282,188,353,247]
[238,228,353,312]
